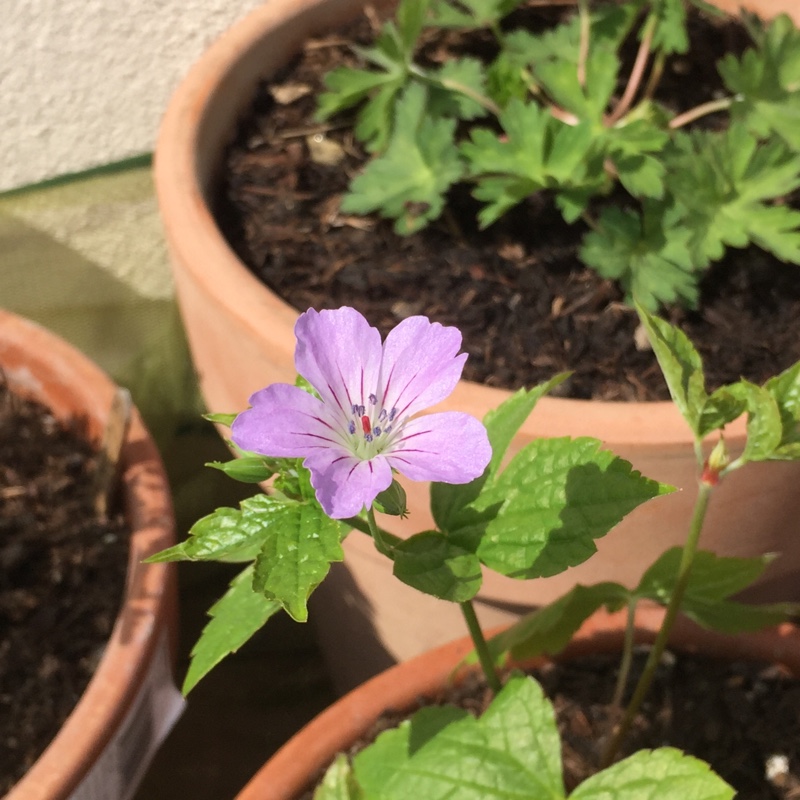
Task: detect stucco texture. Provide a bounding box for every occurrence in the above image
[1,0,263,191]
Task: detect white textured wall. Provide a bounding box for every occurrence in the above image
[1,0,264,191]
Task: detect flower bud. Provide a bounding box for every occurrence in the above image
[374,480,409,517]
[701,437,730,486]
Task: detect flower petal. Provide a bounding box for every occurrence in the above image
[294,307,383,420]
[379,316,467,418]
[231,384,343,457]
[385,412,491,484]
[304,449,393,519]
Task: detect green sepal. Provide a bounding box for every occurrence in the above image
[206,455,277,484]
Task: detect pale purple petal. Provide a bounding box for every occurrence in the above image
[231,384,343,457]
[304,449,393,519]
[385,412,491,483]
[294,308,382,420]
[379,316,467,418]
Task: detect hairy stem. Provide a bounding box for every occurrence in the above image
[460,600,502,694]
[607,15,657,125]
[577,0,591,88]
[610,598,638,711]
[600,479,714,767]
[669,96,737,129]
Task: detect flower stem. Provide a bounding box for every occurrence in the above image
[668,96,737,129]
[577,0,591,89]
[366,505,396,558]
[409,64,502,117]
[607,14,656,125]
[610,597,637,711]
[460,600,502,694]
[600,479,714,767]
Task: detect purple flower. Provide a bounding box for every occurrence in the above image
[231,307,492,519]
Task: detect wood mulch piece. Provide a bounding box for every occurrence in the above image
[0,374,129,792]
[301,649,800,799]
[215,3,800,401]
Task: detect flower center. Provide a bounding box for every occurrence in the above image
[347,396,400,459]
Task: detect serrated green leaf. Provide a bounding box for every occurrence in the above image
[697,385,748,438]
[431,375,570,532]
[604,120,670,199]
[635,306,707,435]
[462,101,601,226]
[766,360,800,450]
[396,0,429,54]
[664,125,800,266]
[486,582,630,663]
[147,494,289,564]
[342,82,463,233]
[718,14,800,149]
[206,456,276,483]
[392,531,482,601]
[571,748,734,800]
[273,460,316,502]
[581,202,699,310]
[737,380,784,464]
[314,755,363,800]
[317,65,404,121]
[182,565,282,694]
[475,437,673,579]
[428,0,522,29]
[354,676,565,800]
[427,57,489,121]
[635,548,798,634]
[650,0,689,55]
[253,503,346,621]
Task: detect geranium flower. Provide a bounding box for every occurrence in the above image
[231,307,492,519]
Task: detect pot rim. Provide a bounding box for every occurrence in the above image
[152,0,800,448]
[235,605,800,800]
[0,310,177,800]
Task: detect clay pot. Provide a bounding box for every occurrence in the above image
[233,606,800,800]
[154,0,800,689]
[0,310,180,800]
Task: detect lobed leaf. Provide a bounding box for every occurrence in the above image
[252,502,346,621]
[182,565,282,694]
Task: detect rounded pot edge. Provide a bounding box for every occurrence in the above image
[235,606,800,800]
[0,310,178,800]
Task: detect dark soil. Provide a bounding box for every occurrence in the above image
[302,648,800,799]
[215,3,800,401]
[0,374,129,792]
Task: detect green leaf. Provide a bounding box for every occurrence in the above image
[635,306,707,435]
[430,375,570,532]
[475,437,673,579]
[603,120,669,199]
[718,14,800,149]
[696,385,748,439]
[571,748,734,800]
[765,360,800,453]
[462,101,601,227]
[354,676,565,800]
[393,531,483,601]
[428,0,522,29]
[341,82,463,233]
[581,204,699,310]
[395,0,429,54]
[650,0,689,55]
[252,503,346,621]
[182,565,282,694]
[146,494,290,564]
[206,455,276,483]
[487,582,630,663]
[737,380,784,464]
[317,65,404,121]
[635,548,799,634]
[427,57,489,121]
[314,755,363,800]
[664,125,800,266]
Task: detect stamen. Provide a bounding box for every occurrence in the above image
[348,421,356,435]
[389,407,398,422]
[378,408,388,422]
[369,393,377,405]
[374,426,382,437]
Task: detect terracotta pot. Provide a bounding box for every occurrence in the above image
[233,606,800,800]
[154,0,800,688]
[0,310,181,800]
